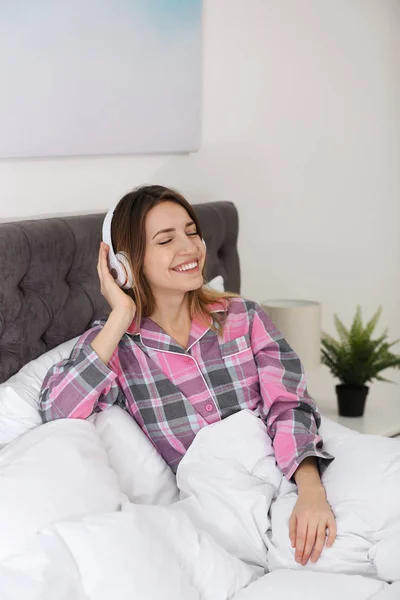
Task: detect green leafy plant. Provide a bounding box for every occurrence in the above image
[321,305,400,387]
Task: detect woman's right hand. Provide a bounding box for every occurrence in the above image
[97,242,137,320]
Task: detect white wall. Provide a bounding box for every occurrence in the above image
[1,0,399,397]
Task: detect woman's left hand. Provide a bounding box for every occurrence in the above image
[289,485,336,565]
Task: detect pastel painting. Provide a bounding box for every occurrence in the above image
[0,0,202,158]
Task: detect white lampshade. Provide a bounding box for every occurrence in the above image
[261,299,321,369]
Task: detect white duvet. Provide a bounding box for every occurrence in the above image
[0,406,399,599]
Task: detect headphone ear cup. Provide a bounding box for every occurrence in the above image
[105,246,127,289]
[116,251,135,290]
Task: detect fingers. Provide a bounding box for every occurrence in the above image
[310,522,326,563]
[296,517,337,565]
[97,243,111,293]
[299,520,318,565]
[97,243,109,273]
[326,517,337,548]
[97,242,104,266]
[100,242,109,260]
[294,520,307,564]
[289,513,296,548]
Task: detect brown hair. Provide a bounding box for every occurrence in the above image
[110,185,238,334]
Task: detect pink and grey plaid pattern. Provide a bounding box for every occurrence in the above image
[39,298,333,481]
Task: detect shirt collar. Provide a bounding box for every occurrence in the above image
[126,299,228,352]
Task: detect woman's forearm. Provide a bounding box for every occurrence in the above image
[293,457,324,492]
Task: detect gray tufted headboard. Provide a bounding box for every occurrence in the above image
[0,201,240,384]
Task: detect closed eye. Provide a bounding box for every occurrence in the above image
[158,232,198,246]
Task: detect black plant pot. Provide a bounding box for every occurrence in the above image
[335,384,369,417]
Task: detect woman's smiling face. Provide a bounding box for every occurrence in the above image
[143,201,206,295]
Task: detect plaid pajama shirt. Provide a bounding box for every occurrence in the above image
[39,297,334,481]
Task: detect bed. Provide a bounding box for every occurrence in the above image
[0,201,399,600]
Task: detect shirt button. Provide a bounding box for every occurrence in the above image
[205,403,213,412]
[185,357,192,364]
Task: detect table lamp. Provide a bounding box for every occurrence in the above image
[261,299,321,369]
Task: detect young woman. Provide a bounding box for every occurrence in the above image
[39,184,336,566]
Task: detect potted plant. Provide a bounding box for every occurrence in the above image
[321,305,400,417]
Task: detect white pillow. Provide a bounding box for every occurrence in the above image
[205,275,225,292]
[0,504,256,600]
[93,406,179,506]
[0,336,80,445]
[0,418,127,561]
[0,531,86,600]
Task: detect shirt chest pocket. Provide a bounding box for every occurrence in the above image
[219,334,258,384]
[220,334,252,357]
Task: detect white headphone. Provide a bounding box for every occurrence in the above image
[102,203,207,290]
[102,204,135,290]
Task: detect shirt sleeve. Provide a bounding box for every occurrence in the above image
[249,302,334,482]
[39,325,125,423]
